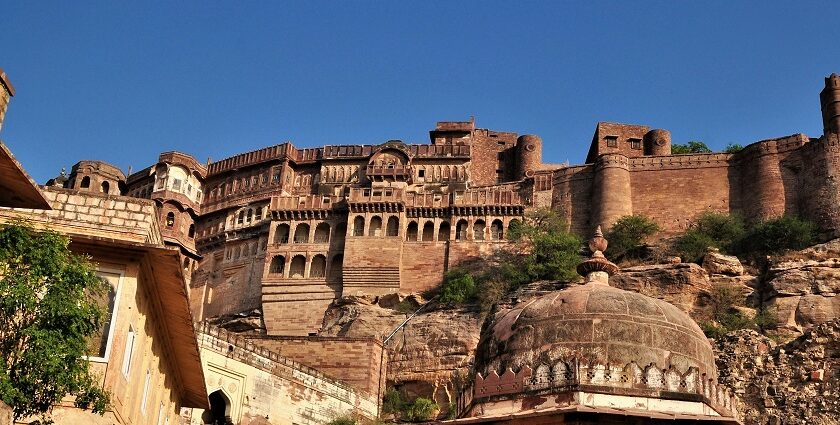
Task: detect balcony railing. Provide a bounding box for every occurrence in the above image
[271,195,341,211]
[365,164,412,179]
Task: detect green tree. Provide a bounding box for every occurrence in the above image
[672,212,746,263]
[604,215,659,259]
[739,216,816,255]
[724,143,744,153]
[439,268,477,304]
[507,208,581,283]
[0,222,110,422]
[405,397,438,422]
[671,141,712,154]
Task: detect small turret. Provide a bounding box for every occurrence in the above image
[515,134,542,179]
[820,73,840,135]
[643,128,671,156]
[68,160,127,195]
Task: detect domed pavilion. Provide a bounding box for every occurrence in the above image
[448,228,740,424]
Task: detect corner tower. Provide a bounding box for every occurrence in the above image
[820,73,840,134]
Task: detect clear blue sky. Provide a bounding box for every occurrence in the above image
[3,2,840,183]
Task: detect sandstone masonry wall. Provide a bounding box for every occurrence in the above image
[249,335,386,397]
[187,324,378,425]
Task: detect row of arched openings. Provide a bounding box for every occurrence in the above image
[273,222,345,244]
[269,254,343,279]
[351,216,400,237]
[78,176,113,194]
[272,217,518,243]
[234,207,264,226]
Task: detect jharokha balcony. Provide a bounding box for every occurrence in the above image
[365,164,412,181]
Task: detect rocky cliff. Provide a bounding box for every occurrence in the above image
[314,243,840,422]
[319,294,488,415]
[715,321,840,425]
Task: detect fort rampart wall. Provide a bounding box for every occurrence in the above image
[551,134,831,235]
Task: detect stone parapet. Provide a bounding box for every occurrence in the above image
[464,359,739,421]
[0,187,162,245]
[197,323,379,419]
[207,143,294,176]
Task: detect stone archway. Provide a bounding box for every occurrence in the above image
[202,389,233,425]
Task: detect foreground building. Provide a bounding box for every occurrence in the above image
[2,69,383,425]
[0,141,208,424]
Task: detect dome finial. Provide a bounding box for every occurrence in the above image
[576,226,619,284]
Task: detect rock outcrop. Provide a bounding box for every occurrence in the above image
[703,251,745,276]
[715,320,840,424]
[764,239,840,332]
[611,263,717,318]
[206,308,266,333]
[320,295,486,414]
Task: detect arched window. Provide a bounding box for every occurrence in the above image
[100,181,110,194]
[293,223,310,243]
[269,255,285,274]
[491,219,504,240]
[309,254,326,278]
[255,207,262,221]
[406,221,418,241]
[237,211,244,225]
[455,219,468,241]
[369,216,382,237]
[166,212,175,228]
[422,221,435,241]
[275,224,290,244]
[289,255,306,278]
[314,222,330,243]
[386,216,399,237]
[246,209,253,223]
[474,219,486,241]
[438,221,451,241]
[188,224,195,238]
[353,216,365,236]
[80,176,91,189]
[329,254,343,281]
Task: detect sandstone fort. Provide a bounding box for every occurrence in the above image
[2,69,840,424]
[33,73,840,337]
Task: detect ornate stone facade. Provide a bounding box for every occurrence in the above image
[36,73,840,340]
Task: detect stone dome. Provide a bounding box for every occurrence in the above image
[463,229,738,422]
[479,281,717,380]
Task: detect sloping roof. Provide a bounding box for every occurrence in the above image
[0,142,50,209]
[69,236,208,408]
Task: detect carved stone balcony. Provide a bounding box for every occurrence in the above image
[365,164,412,182]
